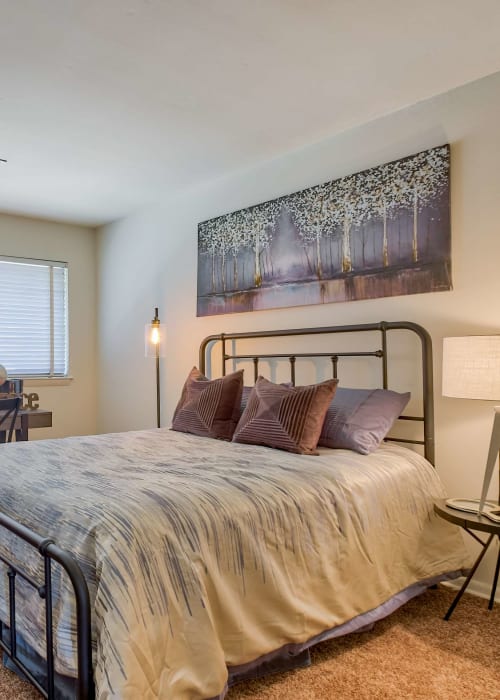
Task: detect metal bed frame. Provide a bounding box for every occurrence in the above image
[200,320,434,464]
[0,512,94,698]
[0,320,433,699]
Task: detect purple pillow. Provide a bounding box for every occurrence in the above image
[172,367,244,440]
[233,376,338,455]
[240,386,254,416]
[318,387,410,455]
[240,383,292,415]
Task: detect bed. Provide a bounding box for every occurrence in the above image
[0,321,470,699]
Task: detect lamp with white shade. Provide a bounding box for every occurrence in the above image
[442,335,500,518]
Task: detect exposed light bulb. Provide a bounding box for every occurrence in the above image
[151,326,160,345]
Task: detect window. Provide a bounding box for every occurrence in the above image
[0,256,69,377]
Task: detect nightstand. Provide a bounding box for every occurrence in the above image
[434,499,500,619]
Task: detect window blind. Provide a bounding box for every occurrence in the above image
[0,256,68,377]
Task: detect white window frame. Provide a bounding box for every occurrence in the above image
[0,255,69,379]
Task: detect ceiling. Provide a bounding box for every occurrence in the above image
[1,0,500,227]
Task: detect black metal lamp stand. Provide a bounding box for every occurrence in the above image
[146,307,163,429]
[151,308,161,428]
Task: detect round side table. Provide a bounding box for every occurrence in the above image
[434,499,500,619]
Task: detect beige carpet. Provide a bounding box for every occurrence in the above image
[1,586,499,699]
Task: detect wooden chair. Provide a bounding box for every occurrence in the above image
[0,396,22,443]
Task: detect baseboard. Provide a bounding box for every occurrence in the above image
[440,577,500,603]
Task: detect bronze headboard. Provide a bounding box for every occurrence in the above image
[199,321,434,465]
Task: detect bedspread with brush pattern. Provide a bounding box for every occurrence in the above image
[0,430,469,699]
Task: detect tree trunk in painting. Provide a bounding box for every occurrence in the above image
[382,201,389,267]
[361,225,366,268]
[233,256,238,290]
[303,246,313,276]
[211,254,216,293]
[342,220,352,272]
[265,248,274,279]
[254,229,262,287]
[412,188,418,263]
[221,250,226,292]
[316,234,323,279]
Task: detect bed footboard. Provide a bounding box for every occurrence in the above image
[0,511,94,699]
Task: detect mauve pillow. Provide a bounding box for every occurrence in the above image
[318,387,410,454]
[233,376,338,455]
[240,383,292,415]
[240,386,254,415]
[172,367,244,440]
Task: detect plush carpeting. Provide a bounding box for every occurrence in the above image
[1,586,499,699]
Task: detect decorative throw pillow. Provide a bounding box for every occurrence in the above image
[172,367,244,440]
[318,387,411,454]
[240,383,293,415]
[240,386,254,416]
[233,376,338,455]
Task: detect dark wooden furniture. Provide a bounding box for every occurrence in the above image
[0,408,52,443]
[0,396,22,443]
[0,379,23,395]
[16,408,52,441]
[434,499,500,618]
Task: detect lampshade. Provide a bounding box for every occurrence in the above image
[442,334,500,515]
[442,336,500,400]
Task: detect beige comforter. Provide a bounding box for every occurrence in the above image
[0,429,469,698]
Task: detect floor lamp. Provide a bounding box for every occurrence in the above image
[442,335,500,518]
[145,308,165,428]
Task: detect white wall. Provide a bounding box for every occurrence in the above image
[0,213,97,438]
[97,70,500,596]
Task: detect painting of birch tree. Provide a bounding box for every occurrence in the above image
[197,145,450,316]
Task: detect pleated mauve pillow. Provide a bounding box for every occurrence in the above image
[240,382,293,416]
[172,367,244,440]
[233,376,338,455]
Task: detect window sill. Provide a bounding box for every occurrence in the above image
[22,377,74,387]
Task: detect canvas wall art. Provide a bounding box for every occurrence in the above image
[197,145,451,317]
